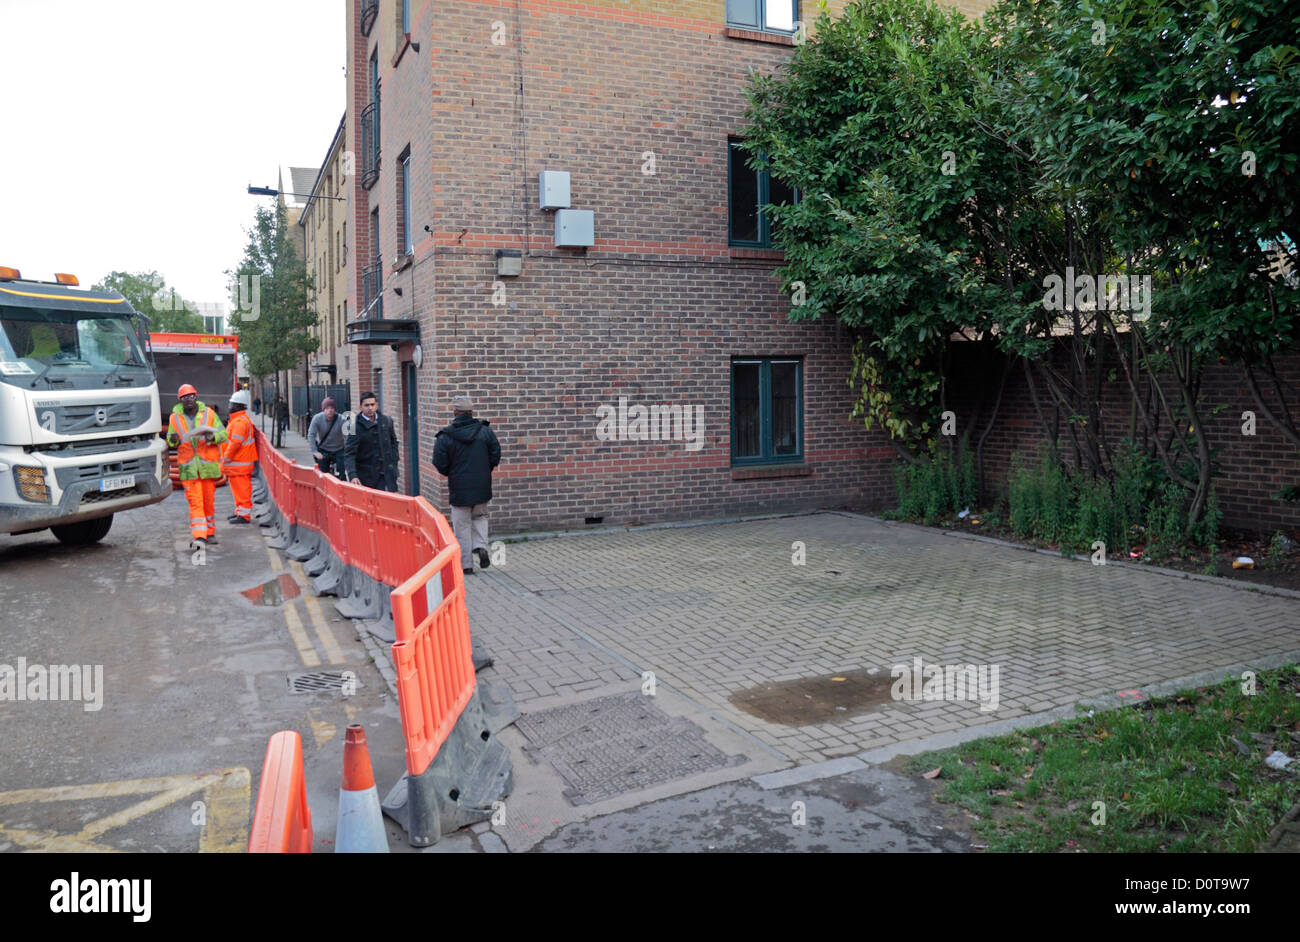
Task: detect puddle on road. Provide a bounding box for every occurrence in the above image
[241,573,302,606]
[729,668,896,725]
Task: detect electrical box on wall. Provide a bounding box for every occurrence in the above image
[538,171,571,210]
[554,209,594,247]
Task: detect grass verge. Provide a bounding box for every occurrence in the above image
[903,664,1300,852]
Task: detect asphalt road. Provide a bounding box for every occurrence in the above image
[0,486,411,852]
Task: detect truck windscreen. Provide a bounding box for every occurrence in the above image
[0,307,150,388]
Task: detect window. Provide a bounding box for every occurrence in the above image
[342,221,347,267]
[364,208,383,318]
[728,140,796,248]
[362,50,381,187]
[726,0,797,32]
[398,148,412,256]
[731,358,803,464]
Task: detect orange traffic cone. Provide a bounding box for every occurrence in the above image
[335,724,388,853]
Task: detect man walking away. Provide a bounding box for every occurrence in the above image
[343,391,399,492]
[309,397,346,478]
[432,395,501,576]
[222,389,258,524]
[166,384,228,548]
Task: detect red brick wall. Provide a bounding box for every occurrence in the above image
[948,342,1300,537]
[339,1,1006,525]
[335,0,896,527]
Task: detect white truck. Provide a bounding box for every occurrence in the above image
[0,267,169,545]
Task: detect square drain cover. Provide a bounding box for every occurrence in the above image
[516,691,743,805]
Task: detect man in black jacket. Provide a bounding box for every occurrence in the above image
[343,391,399,491]
[432,395,501,575]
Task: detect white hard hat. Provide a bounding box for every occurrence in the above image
[230,389,251,408]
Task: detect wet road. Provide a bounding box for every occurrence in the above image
[0,487,411,852]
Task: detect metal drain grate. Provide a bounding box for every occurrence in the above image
[515,691,743,805]
[287,671,359,694]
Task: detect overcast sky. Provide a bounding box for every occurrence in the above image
[0,0,344,320]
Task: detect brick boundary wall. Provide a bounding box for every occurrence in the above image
[946,341,1300,536]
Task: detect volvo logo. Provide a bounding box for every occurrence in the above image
[94,407,108,426]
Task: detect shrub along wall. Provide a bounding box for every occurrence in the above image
[944,339,1300,536]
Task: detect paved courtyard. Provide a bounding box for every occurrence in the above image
[464,511,1300,766]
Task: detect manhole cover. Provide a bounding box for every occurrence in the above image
[515,691,743,805]
[730,668,895,725]
[287,671,359,694]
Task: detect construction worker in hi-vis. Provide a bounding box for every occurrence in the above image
[166,384,227,548]
[222,389,257,524]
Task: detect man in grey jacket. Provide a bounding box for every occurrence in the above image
[308,397,346,478]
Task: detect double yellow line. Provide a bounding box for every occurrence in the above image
[266,549,349,667]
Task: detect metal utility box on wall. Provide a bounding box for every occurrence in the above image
[538,171,571,210]
[554,209,594,247]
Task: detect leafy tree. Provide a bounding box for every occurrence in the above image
[227,202,316,447]
[741,0,1051,468]
[743,0,1299,535]
[991,0,1300,531]
[92,270,204,333]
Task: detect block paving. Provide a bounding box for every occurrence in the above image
[464,512,1300,765]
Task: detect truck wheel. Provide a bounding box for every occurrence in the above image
[50,515,114,546]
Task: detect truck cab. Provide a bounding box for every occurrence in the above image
[0,267,170,544]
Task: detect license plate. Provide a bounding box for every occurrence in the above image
[99,474,136,492]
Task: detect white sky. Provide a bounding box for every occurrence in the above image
[0,0,345,319]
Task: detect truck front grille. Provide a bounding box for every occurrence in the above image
[31,398,152,435]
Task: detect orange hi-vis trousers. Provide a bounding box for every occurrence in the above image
[184,479,216,540]
[227,472,253,521]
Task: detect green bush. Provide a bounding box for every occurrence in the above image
[894,446,978,525]
[1002,442,1218,561]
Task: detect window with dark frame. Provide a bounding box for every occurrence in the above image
[726,0,797,33]
[731,358,803,465]
[398,148,412,256]
[728,140,796,248]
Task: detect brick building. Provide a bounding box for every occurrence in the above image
[300,117,352,405]
[335,0,991,531]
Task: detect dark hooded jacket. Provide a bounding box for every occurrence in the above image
[432,413,501,507]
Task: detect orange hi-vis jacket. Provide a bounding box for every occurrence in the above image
[166,403,227,481]
[223,410,257,473]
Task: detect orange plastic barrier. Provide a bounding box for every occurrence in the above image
[416,502,459,599]
[321,472,351,560]
[290,463,324,535]
[252,433,477,778]
[248,730,313,853]
[390,540,476,777]
[341,485,379,580]
[255,428,295,525]
[372,490,424,588]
